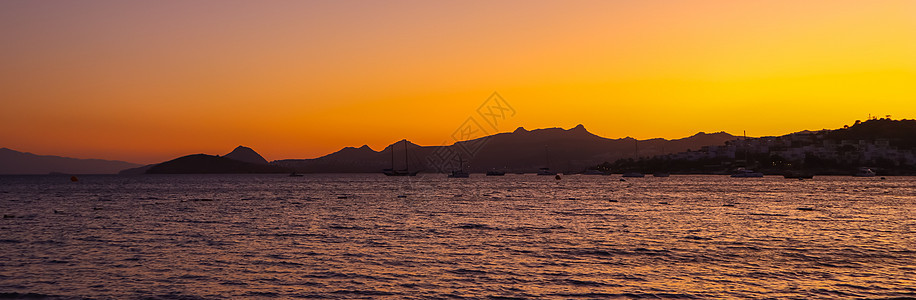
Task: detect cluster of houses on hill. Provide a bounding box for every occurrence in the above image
[609,119,916,175]
[676,132,914,166]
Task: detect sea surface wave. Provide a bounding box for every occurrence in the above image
[0,174,914,299]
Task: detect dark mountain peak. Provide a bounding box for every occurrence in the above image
[333,144,378,155]
[513,127,528,133]
[565,124,601,138]
[383,140,420,152]
[670,131,737,143]
[224,145,268,164]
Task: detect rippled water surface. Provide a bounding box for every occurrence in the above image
[1,174,914,299]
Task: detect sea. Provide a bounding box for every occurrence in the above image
[0,174,913,299]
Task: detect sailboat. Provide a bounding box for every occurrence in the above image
[731,131,762,178]
[622,138,644,178]
[383,140,419,176]
[448,156,470,178]
[537,145,557,175]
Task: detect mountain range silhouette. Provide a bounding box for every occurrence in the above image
[2,126,739,174]
[0,148,141,175]
[275,125,737,173]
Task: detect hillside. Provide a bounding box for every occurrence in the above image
[0,148,141,175]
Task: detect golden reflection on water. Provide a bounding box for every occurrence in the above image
[0,174,913,298]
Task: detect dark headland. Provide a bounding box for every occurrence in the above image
[121,145,289,175]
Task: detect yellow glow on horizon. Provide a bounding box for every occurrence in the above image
[1,1,914,163]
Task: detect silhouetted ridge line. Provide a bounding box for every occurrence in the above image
[274,125,738,174]
[0,147,141,175]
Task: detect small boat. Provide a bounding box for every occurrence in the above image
[854,167,876,177]
[582,169,609,175]
[783,170,814,179]
[289,172,304,177]
[731,168,764,178]
[537,146,557,175]
[485,170,506,176]
[621,140,645,178]
[383,169,419,176]
[536,167,557,176]
[448,170,470,178]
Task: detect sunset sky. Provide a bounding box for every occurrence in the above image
[2,1,915,164]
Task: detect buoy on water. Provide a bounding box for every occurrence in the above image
[70,176,78,182]
[555,174,561,180]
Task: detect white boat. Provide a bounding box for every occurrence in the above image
[537,146,556,175]
[620,139,645,178]
[731,168,764,178]
[854,167,876,177]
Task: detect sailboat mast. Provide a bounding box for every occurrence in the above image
[545,145,550,168]
[743,130,748,165]
[634,139,639,160]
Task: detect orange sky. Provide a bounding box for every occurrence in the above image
[2,0,915,164]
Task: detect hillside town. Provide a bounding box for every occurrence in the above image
[604,118,916,175]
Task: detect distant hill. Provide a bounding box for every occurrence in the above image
[224,145,269,164]
[119,145,283,174]
[826,118,916,149]
[0,148,142,175]
[146,154,290,174]
[118,164,154,175]
[275,125,738,173]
